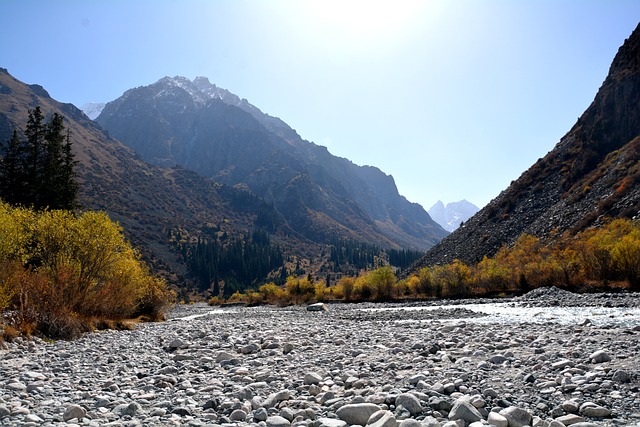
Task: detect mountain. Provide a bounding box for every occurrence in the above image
[412,23,640,269]
[80,102,105,120]
[428,200,479,232]
[0,67,287,286]
[96,76,448,249]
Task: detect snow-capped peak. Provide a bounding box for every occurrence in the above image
[80,102,106,120]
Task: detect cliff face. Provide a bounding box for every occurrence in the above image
[413,23,640,268]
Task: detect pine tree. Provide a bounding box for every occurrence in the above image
[24,106,47,208]
[0,108,78,210]
[0,130,26,205]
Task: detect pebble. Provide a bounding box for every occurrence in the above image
[0,287,638,427]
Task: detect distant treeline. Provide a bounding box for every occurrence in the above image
[176,229,285,296]
[328,238,424,273]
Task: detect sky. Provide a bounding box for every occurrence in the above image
[1,1,639,210]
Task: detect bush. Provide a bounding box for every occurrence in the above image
[0,202,174,338]
[367,266,396,301]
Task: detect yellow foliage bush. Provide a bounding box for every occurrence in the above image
[284,275,315,304]
[0,201,174,338]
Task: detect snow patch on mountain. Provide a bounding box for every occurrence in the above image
[428,200,479,232]
[80,102,106,120]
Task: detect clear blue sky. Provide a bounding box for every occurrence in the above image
[2,1,639,210]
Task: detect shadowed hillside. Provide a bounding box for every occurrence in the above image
[96,76,447,250]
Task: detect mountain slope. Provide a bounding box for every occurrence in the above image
[96,76,447,249]
[413,23,640,268]
[0,68,287,284]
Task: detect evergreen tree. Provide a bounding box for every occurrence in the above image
[0,130,26,205]
[0,107,78,210]
[24,106,47,208]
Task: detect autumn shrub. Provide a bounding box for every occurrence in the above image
[433,260,472,298]
[414,267,436,296]
[336,276,355,301]
[367,266,396,301]
[474,256,510,294]
[208,295,224,306]
[258,282,286,305]
[0,202,174,338]
[352,274,374,300]
[314,281,329,302]
[392,278,411,299]
[611,232,640,288]
[284,275,315,304]
[246,290,264,305]
[227,291,248,304]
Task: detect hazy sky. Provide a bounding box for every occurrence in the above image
[2,1,639,210]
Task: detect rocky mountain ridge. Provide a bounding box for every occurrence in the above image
[96,76,447,249]
[412,23,640,269]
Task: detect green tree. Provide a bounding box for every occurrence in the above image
[0,130,26,205]
[0,108,78,210]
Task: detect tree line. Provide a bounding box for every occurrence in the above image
[177,229,285,296]
[211,218,640,306]
[328,238,423,274]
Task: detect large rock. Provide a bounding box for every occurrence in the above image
[499,406,532,427]
[555,414,585,425]
[263,390,291,408]
[63,404,86,421]
[448,397,482,422]
[579,402,611,418]
[267,415,292,427]
[337,403,382,426]
[304,372,323,385]
[316,418,348,427]
[367,410,397,427]
[395,393,423,415]
[488,412,509,427]
[588,350,611,363]
[307,302,329,311]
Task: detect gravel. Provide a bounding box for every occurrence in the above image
[0,287,639,427]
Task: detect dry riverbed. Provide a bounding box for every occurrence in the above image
[0,287,639,427]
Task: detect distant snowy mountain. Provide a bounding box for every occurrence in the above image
[428,200,479,232]
[80,102,106,120]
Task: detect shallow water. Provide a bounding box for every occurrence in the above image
[359,302,640,328]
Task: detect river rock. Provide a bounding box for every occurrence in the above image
[337,403,382,426]
[316,418,348,427]
[1,297,639,427]
[307,303,329,311]
[63,404,86,421]
[588,350,611,363]
[448,397,482,422]
[499,406,532,427]
[555,414,585,425]
[395,393,422,415]
[267,415,292,427]
[488,411,509,427]
[367,410,398,427]
[611,369,631,382]
[579,402,611,418]
[304,372,323,385]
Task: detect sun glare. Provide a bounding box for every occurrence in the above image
[302,0,427,46]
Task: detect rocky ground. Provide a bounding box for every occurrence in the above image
[0,287,639,427]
